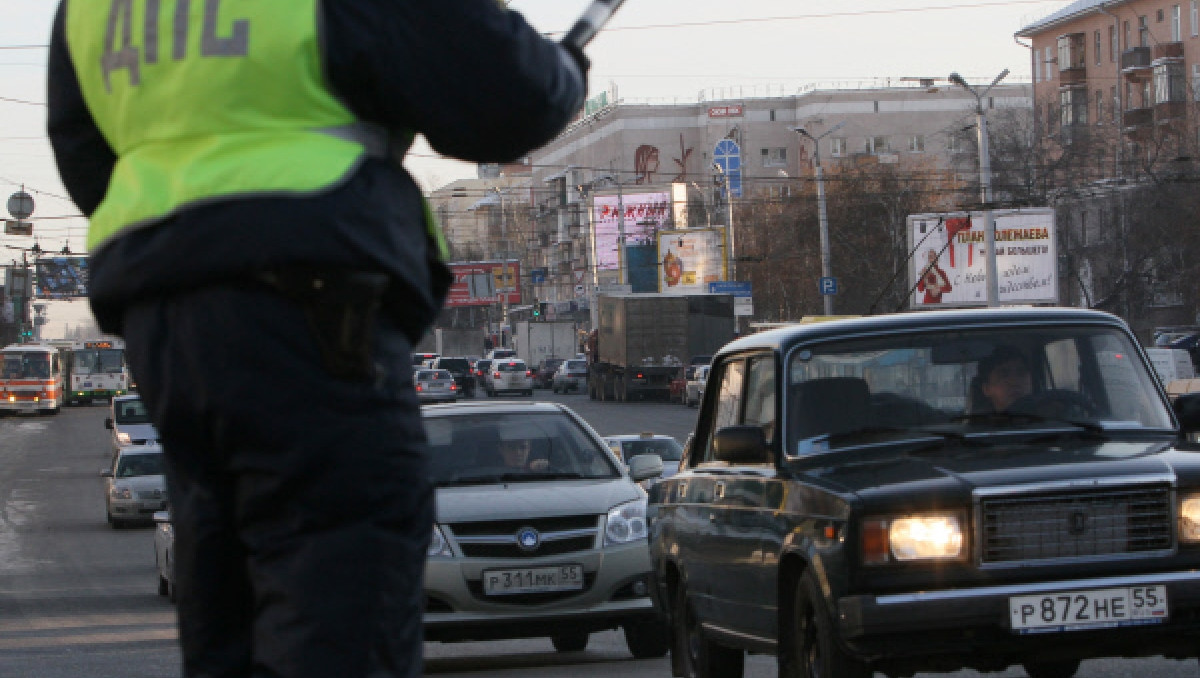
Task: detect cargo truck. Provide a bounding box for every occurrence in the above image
[434,328,482,359]
[587,294,735,402]
[513,321,578,368]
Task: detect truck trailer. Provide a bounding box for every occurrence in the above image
[588,294,735,402]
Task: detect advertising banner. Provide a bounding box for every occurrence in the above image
[34,256,89,299]
[445,260,521,307]
[907,208,1058,308]
[658,229,725,295]
[592,191,670,271]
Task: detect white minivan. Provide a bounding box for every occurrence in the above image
[486,359,533,397]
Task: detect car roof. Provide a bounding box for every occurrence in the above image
[421,401,568,417]
[715,307,1129,359]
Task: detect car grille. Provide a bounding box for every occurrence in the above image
[448,515,599,559]
[980,484,1173,565]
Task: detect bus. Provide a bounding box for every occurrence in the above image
[64,339,131,404]
[0,344,66,415]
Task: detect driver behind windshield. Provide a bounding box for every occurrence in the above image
[499,438,549,471]
[977,345,1033,413]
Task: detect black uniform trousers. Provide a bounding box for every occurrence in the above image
[122,283,431,678]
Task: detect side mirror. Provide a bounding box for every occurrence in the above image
[628,454,665,482]
[713,425,770,465]
[105,418,113,429]
[1175,393,1200,435]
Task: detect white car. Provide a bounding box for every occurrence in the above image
[551,359,589,394]
[103,445,167,528]
[153,509,175,601]
[105,394,159,457]
[602,433,684,486]
[684,364,709,408]
[414,369,458,404]
[486,359,533,397]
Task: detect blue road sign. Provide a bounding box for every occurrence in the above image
[819,277,838,295]
[708,281,753,296]
[530,268,547,284]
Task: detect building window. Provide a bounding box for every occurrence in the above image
[1173,5,1183,41]
[761,147,788,167]
[1058,34,1086,70]
[1060,87,1088,126]
[1095,90,1104,123]
[1143,79,1153,107]
[1094,30,1102,65]
[1158,8,1165,22]
[769,109,776,122]
[1125,21,1132,51]
[1111,85,1119,121]
[1139,16,1150,47]
[909,135,925,152]
[1035,55,1042,82]
[1193,0,1199,36]
[1110,24,1118,61]
[830,137,847,157]
[1193,64,1200,101]
[1155,60,1187,102]
[946,135,964,153]
[865,135,889,154]
[1080,211,1089,246]
[1045,46,1055,78]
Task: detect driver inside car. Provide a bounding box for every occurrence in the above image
[977,345,1033,413]
[499,438,549,471]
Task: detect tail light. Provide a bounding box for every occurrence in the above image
[494,372,501,379]
[526,370,533,377]
[636,372,644,379]
[450,383,457,390]
[415,384,423,392]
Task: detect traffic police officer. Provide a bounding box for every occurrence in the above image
[47,1,587,676]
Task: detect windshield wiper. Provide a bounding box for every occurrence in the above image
[827,425,966,445]
[952,412,1108,437]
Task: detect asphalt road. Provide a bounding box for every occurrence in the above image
[2,393,1199,677]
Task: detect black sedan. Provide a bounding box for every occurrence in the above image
[647,307,1200,678]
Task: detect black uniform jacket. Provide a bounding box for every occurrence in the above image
[47,0,586,341]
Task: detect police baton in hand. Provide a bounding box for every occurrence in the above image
[562,0,627,52]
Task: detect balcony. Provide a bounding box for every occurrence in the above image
[1155,100,1187,124]
[1059,65,1088,86]
[1153,42,1184,60]
[1121,47,1152,78]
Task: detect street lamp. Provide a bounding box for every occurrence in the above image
[949,69,1008,307]
[791,121,845,315]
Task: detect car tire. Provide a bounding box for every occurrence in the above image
[673,580,744,678]
[1023,659,1081,678]
[551,632,589,652]
[624,620,670,659]
[157,572,169,596]
[782,571,870,678]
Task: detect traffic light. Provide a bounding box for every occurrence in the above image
[532,300,541,318]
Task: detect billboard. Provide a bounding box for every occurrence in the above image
[34,256,89,299]
[907,208,1057,308]
[444,260,521,307]
[592,191,671,271]
[658,229,725,295]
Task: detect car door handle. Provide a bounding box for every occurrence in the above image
[714,481,726,500]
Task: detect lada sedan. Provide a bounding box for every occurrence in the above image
[647,307,1200,678]
[421,401,669,658]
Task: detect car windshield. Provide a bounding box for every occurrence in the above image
[424,412,619,485]
[2,353,52,379]
[785,325,1174,456]
[617,438,683,462]
[115,452,164,478]
[114,399,151,424]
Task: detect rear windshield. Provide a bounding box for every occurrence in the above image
[116,452,164,478]
[617,438,684,462]
[424,412,618,485]
[417,370,452,381]
[564,360,587,370]
[114,399,151,424]
[497,362,527,372]
[437,359,470,372]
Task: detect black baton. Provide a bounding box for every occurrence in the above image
[562,0,627,51]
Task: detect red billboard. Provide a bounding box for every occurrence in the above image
[445,260,522,307]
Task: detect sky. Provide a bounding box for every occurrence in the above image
[1,0,1066,333]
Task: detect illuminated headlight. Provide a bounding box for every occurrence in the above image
[117,432,132,445]
[1179,494,1200,543]
[110,487,132,500]
[428,525,453,557]
[862,512,966,564]
[605,499,648,546]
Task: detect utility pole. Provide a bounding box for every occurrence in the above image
[791,121,846,315]
[950,69,1008,307]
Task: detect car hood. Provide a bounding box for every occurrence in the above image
[792,437,1200,508]
[117,423,158,441]
[435,478,641,523]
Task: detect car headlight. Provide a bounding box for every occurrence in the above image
[862,512,965,564]
[110,487,132,500]
[116,432,132,445]
[1180,494,1200,543]
[605,498,648,546]
[428,525,453,557]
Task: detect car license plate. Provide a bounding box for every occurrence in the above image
[482,565,584,596]
[1009,585,1168,633]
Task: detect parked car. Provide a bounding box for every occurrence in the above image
[486,359,533,397]
[420,400,668,657]
[551,359,589,394]
[534,358,565,389]
[102,444,167,528]
[105,394,159,458]
[683,364,709,408]
[602,433,684,486]
[649,307,1200,678]
[153,509,175,601]
[414,369,458,404]
[431,356,476,398]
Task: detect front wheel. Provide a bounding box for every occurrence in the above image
[673,580,743,678]
[551,632,589,652]
[781,571,870,678]
[624,620,670,659]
